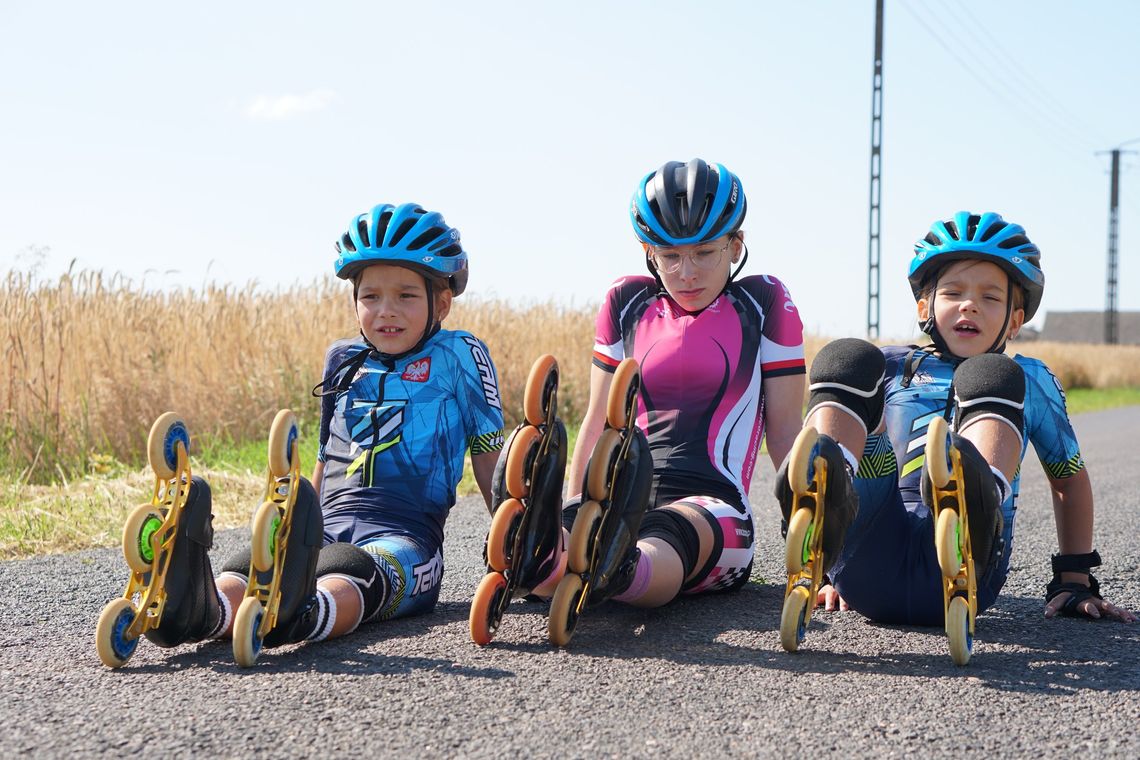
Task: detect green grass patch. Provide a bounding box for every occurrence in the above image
[1064,386,1140,415]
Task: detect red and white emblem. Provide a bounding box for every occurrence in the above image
[402,357,431,382]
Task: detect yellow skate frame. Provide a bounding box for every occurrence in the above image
[926,417,978,660]
[121,442,192,641]
[780,428,828,651]
[242,440,302,639]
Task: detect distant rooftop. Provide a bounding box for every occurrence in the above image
[1032,311,1140,345]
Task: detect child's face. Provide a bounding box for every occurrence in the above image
[645,233,742,312]
[917,259,1024,357]
[355,264,452,355]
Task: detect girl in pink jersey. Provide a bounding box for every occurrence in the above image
[546,159,806,641]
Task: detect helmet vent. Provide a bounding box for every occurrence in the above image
[979,220,1007,242]
[409,227,444,251]
[390,217,417,246]
[356,220,371,247]
[340,233,356,253]
[998,234,1031,250]
[944,220,960,240]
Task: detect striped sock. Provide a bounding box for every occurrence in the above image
[306,589,337,642]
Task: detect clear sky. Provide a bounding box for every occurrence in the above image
[3,1,1138,339]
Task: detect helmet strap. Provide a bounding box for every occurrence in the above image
[726,240,749,284]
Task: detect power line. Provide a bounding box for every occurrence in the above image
[907,2,1096,153]
[898,2,1095,167]
[951,0,1110,148]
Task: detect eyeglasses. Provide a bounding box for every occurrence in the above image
[649,241,730,274]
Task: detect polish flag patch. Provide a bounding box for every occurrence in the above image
[402,357,431,382]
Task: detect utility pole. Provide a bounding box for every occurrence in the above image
[1106,149,1120,344]
[867,0,884,339]
[1100,139,1139,344]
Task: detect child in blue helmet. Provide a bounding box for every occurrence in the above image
[776,211,1134,656]
[102,203,505,664]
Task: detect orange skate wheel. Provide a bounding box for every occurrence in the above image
[779,584,811,653]
[784,507,814,576]
[788,426,820,495]
[505,425,541,499]
[567,500,603,573]
[470,572,508,646]
[548,572,585,647]
[935,507,963,580]
[926,417,953,489]
[523,354,559,427]
[486,498,525,572]
[585,428,622,502]
[606,359,641,430]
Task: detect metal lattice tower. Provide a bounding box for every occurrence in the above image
[867,0,884,339]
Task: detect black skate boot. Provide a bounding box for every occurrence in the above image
[144,476,222,648]
[775,426,859,653]
[923,416,1004,666]
[96,413,218,668]
[548,358,653,647]
[470,355,568,645]
[232,410,324,667]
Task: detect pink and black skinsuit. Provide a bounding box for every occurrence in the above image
[578,273,805,593]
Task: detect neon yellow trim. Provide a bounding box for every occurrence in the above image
[901,454,925,478]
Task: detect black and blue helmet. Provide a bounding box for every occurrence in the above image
[334,203,469,295]
[630,159,747,246]
[908,211,1044,320]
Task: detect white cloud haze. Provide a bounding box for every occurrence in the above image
[244,89,338,121]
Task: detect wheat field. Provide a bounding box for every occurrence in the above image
[1,268,1136,484]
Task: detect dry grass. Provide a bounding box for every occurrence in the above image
[1009,340,1140,390]
[1,268,1135,487]
[0,268,597,483]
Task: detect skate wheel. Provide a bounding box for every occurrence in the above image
[946,594,973,666]
[784,507,814,576]
[504,425,541,499]
[523,354,559,427]
[122,504,164,574]
[788,426,820,495]
[935,507,963,580]
[567,500,602,573]
[548,573,585,647]
[469,571,508,646]
[96,598,140,668]
[250,500,281,574]
[233,596,265,668]
[585,428,622,502]
[606,359,641,431]
[486,498,525,572]
[147,412,189,480]
[268,409,298,479]
[779,585,811,653]
[926,417,953,490]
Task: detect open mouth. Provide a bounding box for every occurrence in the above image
[953,322,980,336]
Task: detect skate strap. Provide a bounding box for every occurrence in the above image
[1046,551,1103,614]
[1050,550,1102,575]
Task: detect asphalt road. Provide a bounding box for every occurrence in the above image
[2,407,1138,758]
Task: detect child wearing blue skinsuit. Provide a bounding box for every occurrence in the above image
[106,202,505,660]
[776,211,1133,653]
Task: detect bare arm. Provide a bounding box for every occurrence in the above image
[1044,467,1135,622]
[472,451,499,513]
[565,364,614,500]
[311,460,325,497]
[761,373,806,470]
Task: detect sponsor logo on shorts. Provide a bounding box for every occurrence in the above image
[412,550,443,596]
[402,357,431,382]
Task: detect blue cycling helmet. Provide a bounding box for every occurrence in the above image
[908,211,1044,320]
[334,202,469,295]
[630,159,747,246]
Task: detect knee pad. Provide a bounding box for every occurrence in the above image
[953,354,1025,442]
[806,338,886,434]
[315,542,389,624]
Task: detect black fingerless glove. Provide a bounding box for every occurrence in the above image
[1045,550,1103,617]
